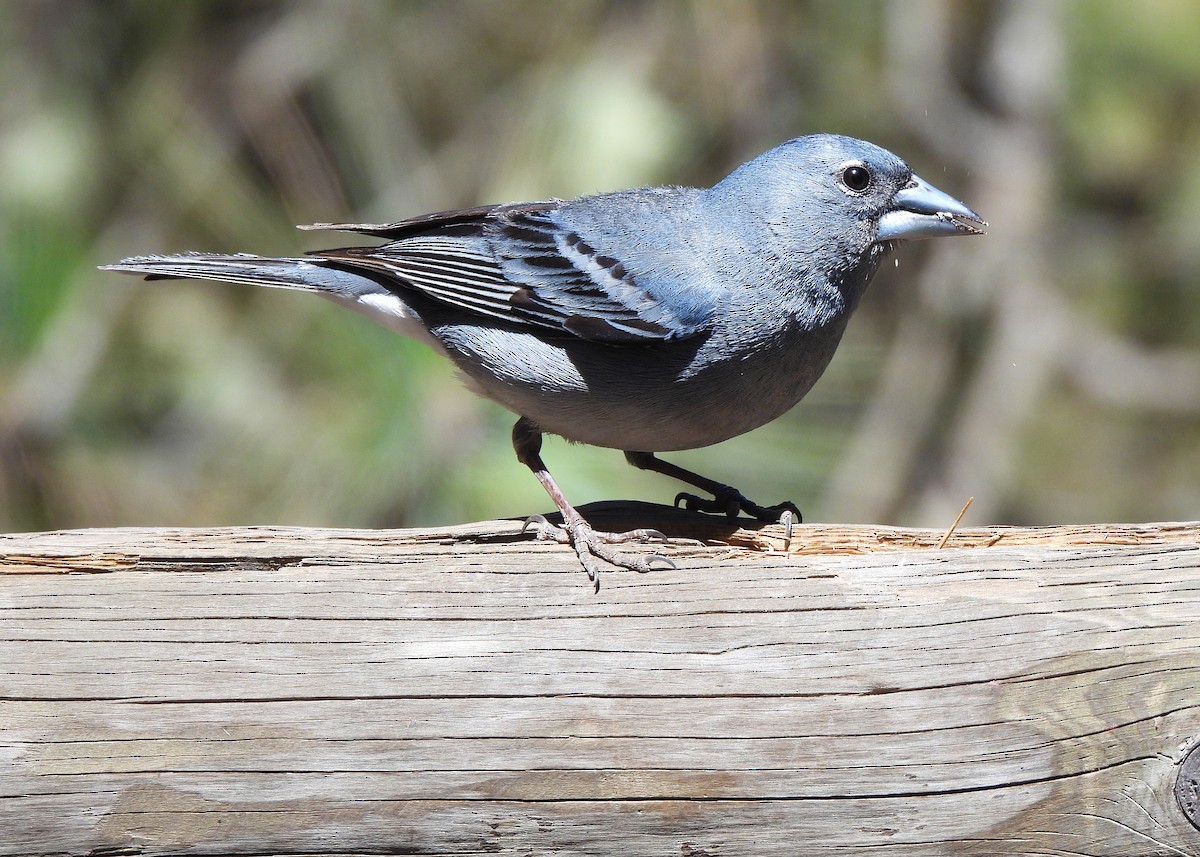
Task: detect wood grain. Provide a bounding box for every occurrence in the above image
[2,504,1198,856]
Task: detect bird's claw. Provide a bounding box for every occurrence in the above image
[674,488,802,524]
[522,513,568,543]
[522,514,674,591]
[674,491,740,518]
[778,509,795,552]
[610,527,669,544]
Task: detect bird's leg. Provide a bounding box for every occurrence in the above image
[514,418,672,591]
[624,451,802,526]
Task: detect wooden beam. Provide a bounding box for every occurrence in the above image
[2,503,1199,855]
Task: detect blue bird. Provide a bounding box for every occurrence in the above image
[103,134,984,590]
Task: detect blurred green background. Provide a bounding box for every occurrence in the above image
[1,0,1197,535]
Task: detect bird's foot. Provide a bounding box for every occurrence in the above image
[674,487,802,524]
[522,514,674,592]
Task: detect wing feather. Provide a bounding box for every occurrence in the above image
[308,201,715,343]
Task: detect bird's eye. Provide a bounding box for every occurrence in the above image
[840,165,871,193]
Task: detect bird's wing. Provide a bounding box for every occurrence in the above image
[308,202,716,343]
[300,203,551,240]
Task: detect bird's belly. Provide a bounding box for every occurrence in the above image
[517,384,803,451]
[439,322,846,452]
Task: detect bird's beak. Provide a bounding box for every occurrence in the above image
[877,174,986,241]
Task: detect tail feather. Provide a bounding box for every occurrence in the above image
[100,251,439,346]
[99,252,384,298]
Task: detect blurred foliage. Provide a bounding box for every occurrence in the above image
[1,0,1197,534]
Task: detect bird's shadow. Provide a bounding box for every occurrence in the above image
[474,499,778,547]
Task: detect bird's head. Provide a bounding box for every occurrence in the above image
[707,134,985,257]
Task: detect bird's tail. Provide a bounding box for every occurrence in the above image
[100,252,436,343]
[99,252,384,299]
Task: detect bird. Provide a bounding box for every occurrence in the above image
[102,134,984,591]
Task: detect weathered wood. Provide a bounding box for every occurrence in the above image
[2,503,1199,856]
